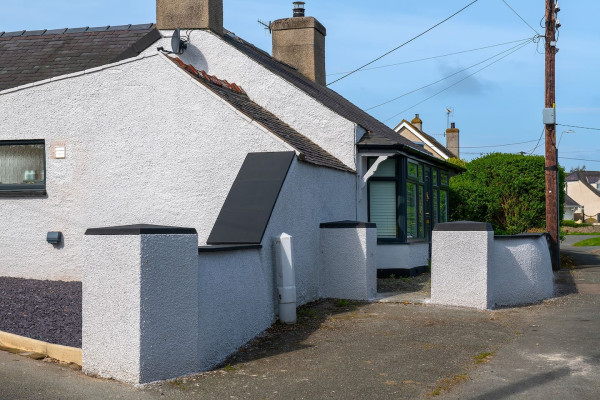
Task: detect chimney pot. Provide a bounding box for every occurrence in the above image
[293,2,306,17]
[451,122,455,129]
[411,113,423,131]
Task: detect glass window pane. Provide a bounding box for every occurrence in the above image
[417,165,423,182]
[418,185,425,238]
[440,172,449,186]
[408,161,418,178]
[433,170,438,187]
[369,181,397,238]
[440,189,448,222]
[433,189,439,224]
[0,144,45,186]
[406,182,417,239]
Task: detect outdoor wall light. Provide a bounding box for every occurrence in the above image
[47,231,63,245]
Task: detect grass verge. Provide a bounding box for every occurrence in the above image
[573,237,600,247]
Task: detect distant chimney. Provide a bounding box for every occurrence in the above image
[156,0,223,35]
[411,114,423,131]
[446,122,460,158]
[271,2,326,85]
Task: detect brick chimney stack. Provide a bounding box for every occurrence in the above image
[271,2,326,85]
[156,0,223,35]
[446,122,460,158]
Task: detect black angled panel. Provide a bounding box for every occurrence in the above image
[207,152,295,245]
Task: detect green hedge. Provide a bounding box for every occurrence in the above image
[449,153,565,235]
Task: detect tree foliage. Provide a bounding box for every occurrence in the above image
[449,153,565,235]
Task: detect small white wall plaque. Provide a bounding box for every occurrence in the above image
[51,142,66,159]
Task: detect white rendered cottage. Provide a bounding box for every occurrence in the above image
[0,0,459,383]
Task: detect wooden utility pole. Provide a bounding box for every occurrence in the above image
[545,0,559,270]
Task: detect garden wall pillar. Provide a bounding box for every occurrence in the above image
[82,225,199,384]
[319,221,377,300]
[431,221,494,309]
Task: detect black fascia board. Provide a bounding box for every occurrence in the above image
[357,143,464,172]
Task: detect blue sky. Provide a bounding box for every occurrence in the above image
[2,0,598,170]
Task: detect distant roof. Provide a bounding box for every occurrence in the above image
[565,194,581,207]
[168,57,354,173]
[394,119,457,159]
[566,171,600,197]
[0,24,160,91]
[221,30,431,156]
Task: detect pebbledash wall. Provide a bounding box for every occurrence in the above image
[0,53,352,281]
[145,30,358,171]
[431,222,554,310]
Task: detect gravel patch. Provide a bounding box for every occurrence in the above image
[0,277,81,348]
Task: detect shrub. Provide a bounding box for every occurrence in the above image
[449,153,565,235]
[561,220,592,228]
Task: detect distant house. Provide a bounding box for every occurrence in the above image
[564,194,581,221]
[566,171,600,221]
[394,114,460,160]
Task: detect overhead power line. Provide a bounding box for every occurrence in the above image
[500,0,541,35]
[461,139,539,149]
[327,0,481,86]
[383,39,533,122]
[366,38,535,111]
[557,123,600,131]
[529,126,546,154]
[559,157,600,163]
[326,37,532,77]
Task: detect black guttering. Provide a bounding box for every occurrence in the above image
[320,221,376,229]
[85,224,197,235]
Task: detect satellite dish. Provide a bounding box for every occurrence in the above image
[171,28,188,54]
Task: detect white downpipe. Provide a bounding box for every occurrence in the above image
[275,233,296,324]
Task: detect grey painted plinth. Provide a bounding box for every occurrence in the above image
[83,225,199,384]
[319,221,377,300]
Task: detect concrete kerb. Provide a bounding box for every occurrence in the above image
[0,330,82,365]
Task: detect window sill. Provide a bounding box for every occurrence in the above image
[0,190,47,198]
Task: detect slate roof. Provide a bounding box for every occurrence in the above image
[565,194,581,208]
[0,24,160,91]
[395,119,457,159]
[566,171,600,197]
[221,30,432,156]
[168,57,354,173]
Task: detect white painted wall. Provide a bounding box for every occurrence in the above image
[431,224,553,310]
[0,54,298,280]
[377,243,429,270]
[490,236,554,307]
[193,159,356,371]
[83,232,199,384]
[82,235,142,383]
[319,226,377,300]
[431,229,492,309]
[146,31,358,170]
